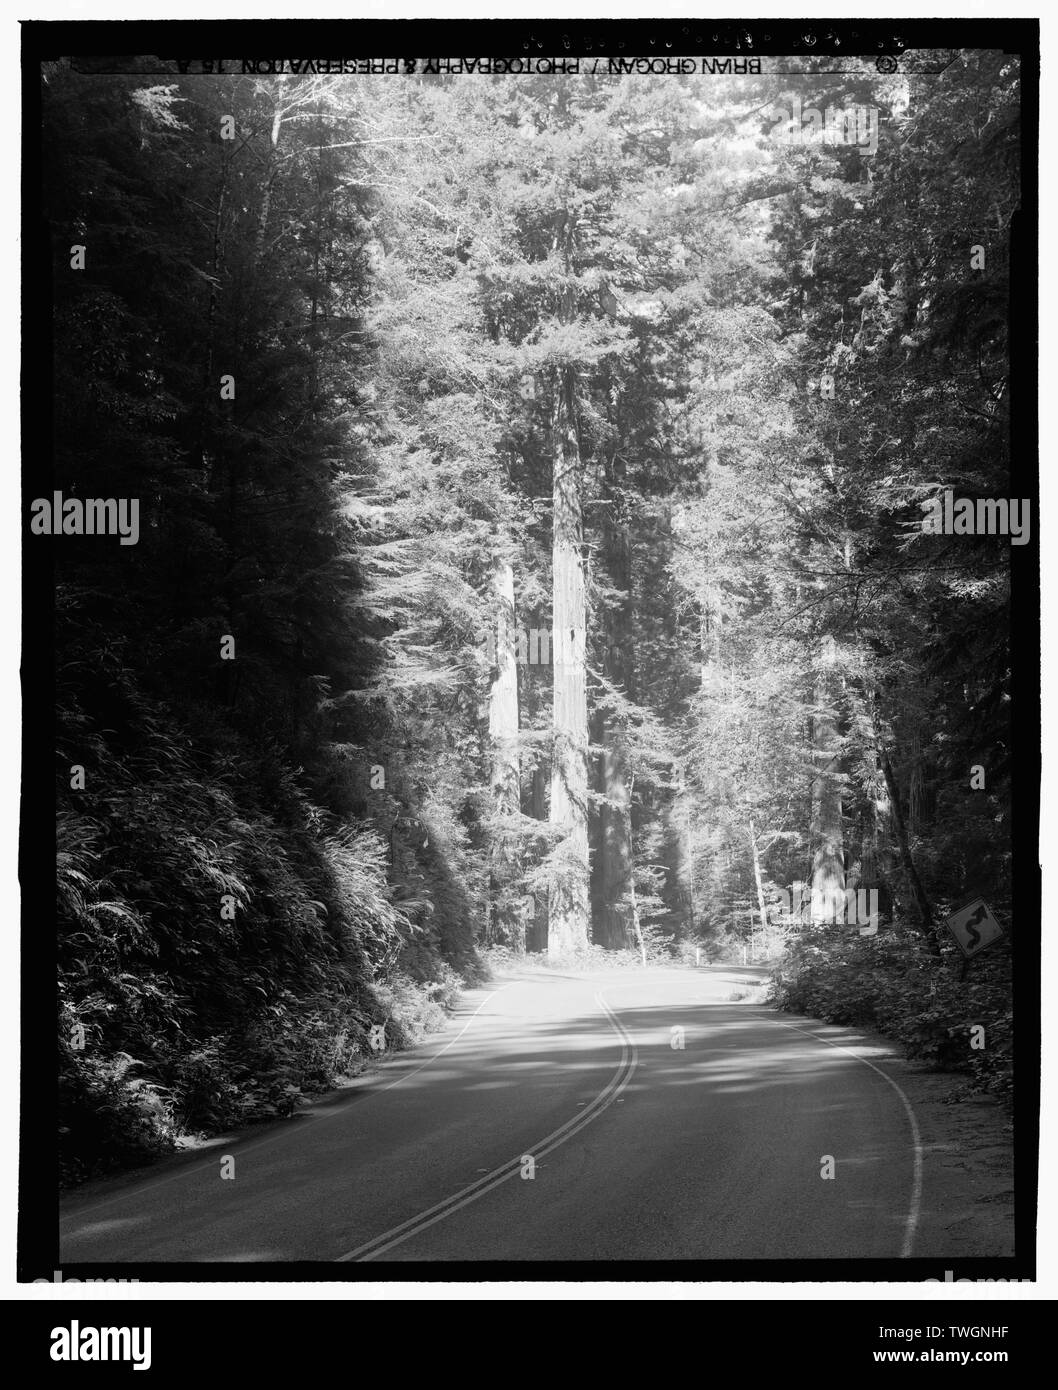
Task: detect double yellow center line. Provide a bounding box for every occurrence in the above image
[336,991,638,1262]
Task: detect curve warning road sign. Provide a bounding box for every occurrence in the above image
[945,898,1004,959]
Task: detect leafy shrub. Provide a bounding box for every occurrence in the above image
[168,1044,244,1132]
[55,677,480,1184]
[769,922,1012,1103]
[59,1049,175,1186]
[373,969,456,1046]
[479,944,522,977]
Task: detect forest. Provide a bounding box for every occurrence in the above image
[43,54,1020,1184]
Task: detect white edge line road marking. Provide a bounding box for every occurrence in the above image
[370,983,514,1095]
[747,1007,923,1258]
[60,983,513,1230]
[337,989,638,1262]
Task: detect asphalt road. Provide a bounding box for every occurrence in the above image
[59,966,956,1263]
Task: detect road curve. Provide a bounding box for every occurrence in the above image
[60,967,933,1263]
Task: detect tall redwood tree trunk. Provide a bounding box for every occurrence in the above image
[595,453,634,949]
[749,817,769,945]
[548,364,590,956]
[810,637,846,923]
[879,744,940,956]
[867,691,939,956]
[487,558,522,948]
[525,762,549,953]
[597,744,632,947]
